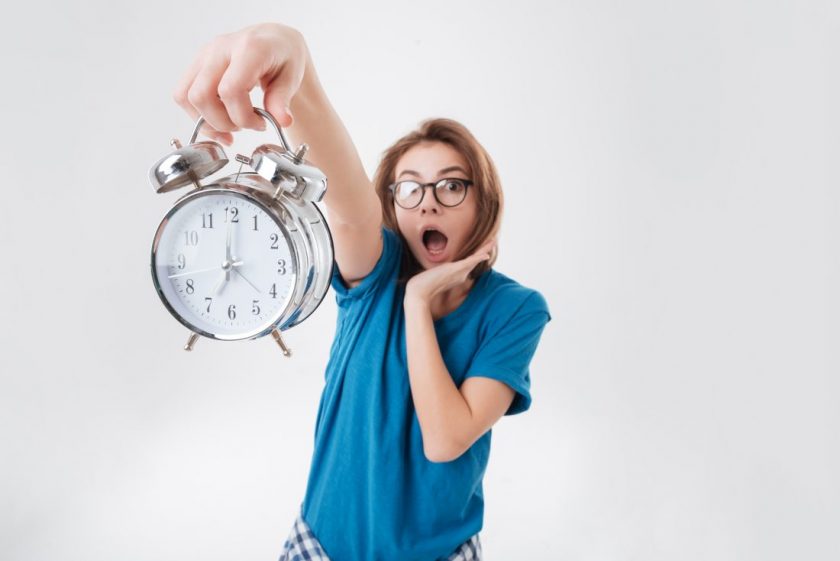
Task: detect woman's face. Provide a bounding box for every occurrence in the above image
[392,141,478,270]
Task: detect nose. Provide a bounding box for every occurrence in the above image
[419,185,440,214]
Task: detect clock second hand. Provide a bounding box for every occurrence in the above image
[169,265,219,279]
[169,260,243,279]
[170,225,237,281]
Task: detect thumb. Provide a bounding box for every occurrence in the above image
[262,63,303,128]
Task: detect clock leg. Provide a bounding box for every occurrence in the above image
[184,332,200,351]
[271,329,292,358]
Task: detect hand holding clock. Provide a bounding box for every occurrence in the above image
[172,23,308,145]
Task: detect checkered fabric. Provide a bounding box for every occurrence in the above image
[278,508,482,561]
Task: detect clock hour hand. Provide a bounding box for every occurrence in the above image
[211,270,227,298]
[212,258,243,298]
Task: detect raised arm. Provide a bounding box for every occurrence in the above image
[173,23,383,289]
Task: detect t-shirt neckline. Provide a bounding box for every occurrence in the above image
[433,269,491,325]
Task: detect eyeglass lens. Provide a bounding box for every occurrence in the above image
[394,179,468,208]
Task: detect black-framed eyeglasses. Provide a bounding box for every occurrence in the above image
[387,178,473,209]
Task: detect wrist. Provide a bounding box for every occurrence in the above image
[292,39,325,111]
[404,291,431,313]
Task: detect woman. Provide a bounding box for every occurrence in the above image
[174,22,551,561]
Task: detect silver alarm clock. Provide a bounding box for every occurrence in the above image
[149,108,334,355]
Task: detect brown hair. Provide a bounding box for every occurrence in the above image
[373,118,504,283]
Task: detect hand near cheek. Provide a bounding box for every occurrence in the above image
[405,239,497,304]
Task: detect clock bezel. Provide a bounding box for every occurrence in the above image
[150,187,299,341]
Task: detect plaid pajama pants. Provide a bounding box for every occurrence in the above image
[278,508,482,561]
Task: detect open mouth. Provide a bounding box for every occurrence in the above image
[422,229,448,256]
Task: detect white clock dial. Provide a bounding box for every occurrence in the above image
[152,190,297,339]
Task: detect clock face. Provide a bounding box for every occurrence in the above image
[151,190,297,339]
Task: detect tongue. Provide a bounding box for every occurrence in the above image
[426,231,447,252]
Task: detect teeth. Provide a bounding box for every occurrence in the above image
[422,229,447,256]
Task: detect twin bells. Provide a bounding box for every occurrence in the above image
[150,107,326,201]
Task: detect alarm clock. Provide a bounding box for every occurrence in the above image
[148,108,334,355]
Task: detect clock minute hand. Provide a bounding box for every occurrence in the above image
[232,266,261,294]
[225,222,233,282]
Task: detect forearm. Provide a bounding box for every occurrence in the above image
[404,297,473,462]
[286,40,380,228]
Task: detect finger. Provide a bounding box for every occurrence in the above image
[173,54,232,145]
[187,52,240,134]
[454,251,491,273]
[172,47,235,146]
[172,50,203,113]
[174,102,234,146]
[218,49,267,131]
[262,58,304,128]
[469,241,495,262]
[174,103,234,146]
[474,251,492,263]
[478,239,497,260]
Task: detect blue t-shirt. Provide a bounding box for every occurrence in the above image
[300,226,551,561]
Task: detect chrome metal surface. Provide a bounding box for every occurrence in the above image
[149,141,228,193]
[188,107,291,149]
[250,144,328,202]
[184,332,199,351]
[292,143,308,163]
[271,329,292,357]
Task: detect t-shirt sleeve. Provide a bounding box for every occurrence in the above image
[330,226,401,305]
[464,291,551,416]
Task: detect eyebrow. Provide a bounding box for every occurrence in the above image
[397,165,469,179]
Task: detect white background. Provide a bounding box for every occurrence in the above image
[1,1,837,559]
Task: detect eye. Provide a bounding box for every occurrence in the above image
[443,179,465,192]
[397,181,421,199]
